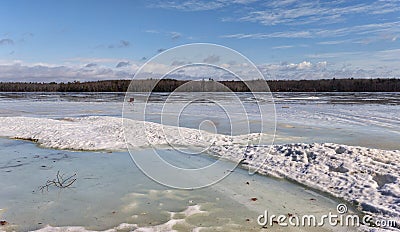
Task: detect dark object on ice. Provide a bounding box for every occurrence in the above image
[14,137,38,142]
[39,170,77,192]
[250,197,258,201]
[0,221,8,226]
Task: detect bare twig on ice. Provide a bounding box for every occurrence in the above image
[39,170,77,192]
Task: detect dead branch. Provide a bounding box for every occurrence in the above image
[39,170,77,192]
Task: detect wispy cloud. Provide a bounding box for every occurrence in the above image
[19,32,34,43]
[107,40,130,49]
[84,63,97,68]
[149,0,227,11]
[120,40,130,47]
[149,0,260,11]
[146,30,183,40]
[203,55,220,63]
[66,57,123,64]
[157,48,166,53]
[317,39,354,45]
[170,32,182,40]
[221,31,312,39]
[238,1,400,26]
[272,45,294,49]
[151,0,400,27]
[305,49,400,74]
[374,48,400,61]
[0,38,14,45]
[144,29,160,34]
[306,51,364,59]
[314,21,400,38]
[115,61,130,68]
[222,21,400,39]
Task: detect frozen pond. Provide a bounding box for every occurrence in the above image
[0,92,398,150]
[0,92,399,231]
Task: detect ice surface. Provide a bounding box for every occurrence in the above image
[0,116,399,230]
[0,138,345,232]
[31,205,204,232]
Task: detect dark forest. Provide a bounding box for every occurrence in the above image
[0,78,399,92]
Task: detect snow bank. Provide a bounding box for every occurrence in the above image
[0,116,259,151]
[214,143,400,221]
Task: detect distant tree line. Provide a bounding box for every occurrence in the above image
[0,80,129,92]
[0,78,399,92]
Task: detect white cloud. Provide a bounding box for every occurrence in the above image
[316,61,327,68]
[257,60,397,80]
[283,61,314,70]
[0,59,142,82]
[0,55,397,82]
[0,63,132,82]
[296,61,312,69]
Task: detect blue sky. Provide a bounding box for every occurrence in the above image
[0,0,399,81]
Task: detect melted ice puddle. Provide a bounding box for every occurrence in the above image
[0,138,358,232]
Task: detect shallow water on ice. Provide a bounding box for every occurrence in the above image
[0,138,357,231]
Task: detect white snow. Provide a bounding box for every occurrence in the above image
[134,205,206,232]
[0,116,399,230]
[31,205,205,232]
[0,116,260,151]
[213,143,400,222]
